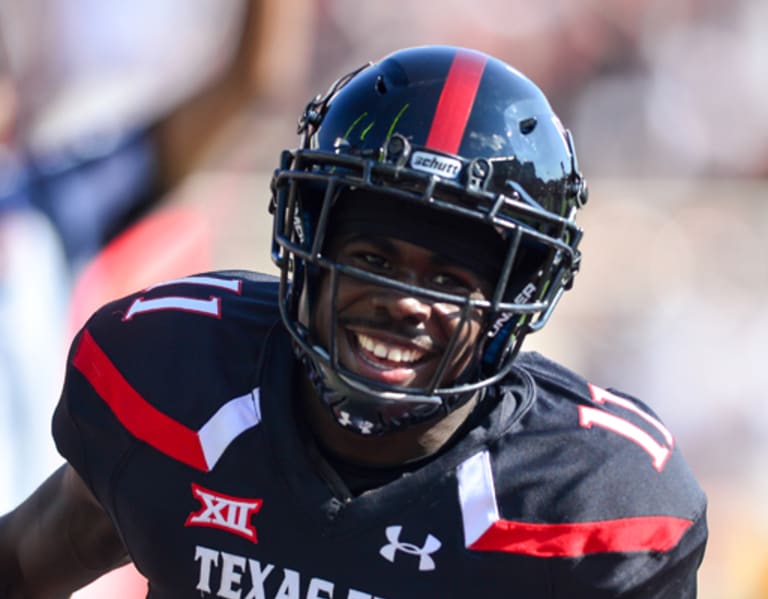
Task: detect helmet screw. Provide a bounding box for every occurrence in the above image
[471,160,488,179]
[468,158,491,190]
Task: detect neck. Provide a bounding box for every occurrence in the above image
[299,371,478,468]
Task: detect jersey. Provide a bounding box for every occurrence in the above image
[52,271,707,598]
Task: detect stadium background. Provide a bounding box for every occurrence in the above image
[1,1,766,597]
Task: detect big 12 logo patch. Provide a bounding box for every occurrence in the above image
[185,483,263,543]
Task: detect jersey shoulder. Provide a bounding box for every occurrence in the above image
[53,271,284,494]
[495,351,706,523]
[77,269,280,414]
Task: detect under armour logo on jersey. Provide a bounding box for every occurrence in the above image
[379,525,442,571]
[185,484,263,543]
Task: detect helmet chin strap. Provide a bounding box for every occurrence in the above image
[299,350,480,436]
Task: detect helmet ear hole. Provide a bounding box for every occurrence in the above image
[519,117,537,134]
[375,75,388,95]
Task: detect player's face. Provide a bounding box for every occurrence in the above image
[311,234,494,390]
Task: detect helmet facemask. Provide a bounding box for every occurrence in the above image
[271,148,581,435]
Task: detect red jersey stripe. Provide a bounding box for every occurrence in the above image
[72,329,209,471]
[468,515,694,557]
[425,49,487,154]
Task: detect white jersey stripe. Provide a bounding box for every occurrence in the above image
[198,388,262,470]
[457,450,499,547]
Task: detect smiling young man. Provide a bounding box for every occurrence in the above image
[297,192,501,472]
[0,45,707,598]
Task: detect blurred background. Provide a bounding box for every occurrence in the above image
[1,0,766,597]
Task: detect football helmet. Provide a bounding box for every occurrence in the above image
[270,45,588,435]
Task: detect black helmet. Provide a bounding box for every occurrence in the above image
[270,45,588,435]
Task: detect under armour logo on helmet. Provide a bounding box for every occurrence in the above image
[379,525,442,571]
[337,410,374,435]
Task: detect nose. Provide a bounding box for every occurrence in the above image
[372,292,432,324]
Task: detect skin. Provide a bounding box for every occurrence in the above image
[301,232,494,467]
[0,464,128,597]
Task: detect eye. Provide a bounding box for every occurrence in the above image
[352,251,390,271]
[431,272,475,292]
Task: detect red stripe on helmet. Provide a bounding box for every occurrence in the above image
[425,49,487,154]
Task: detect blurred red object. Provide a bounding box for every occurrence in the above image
[73,563,148,599]
[69,204,212,336]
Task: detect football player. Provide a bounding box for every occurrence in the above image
[0,45,707,598]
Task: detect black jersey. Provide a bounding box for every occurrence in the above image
[53,271,707,598]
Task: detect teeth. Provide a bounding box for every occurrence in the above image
[356,333,424,364]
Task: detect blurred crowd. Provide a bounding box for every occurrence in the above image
[1,1,766,597]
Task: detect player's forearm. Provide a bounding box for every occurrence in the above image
[1,465,128,597]
[0,471,87,597]
[0,482,88,597]
[0,511,24,597]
